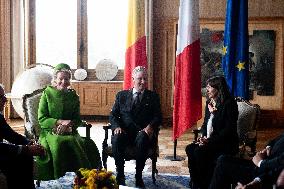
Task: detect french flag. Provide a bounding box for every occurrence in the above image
[173,0,202,140]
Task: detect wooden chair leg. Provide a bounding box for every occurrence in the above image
[151,157,158,185]
[102,140,108,169]
[36,180,40,187]
[102,152,108,170]
[86,124,91,139]
[33,159,40,187]
[102,126,109,170]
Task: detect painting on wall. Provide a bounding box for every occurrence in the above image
[200,28,275,98]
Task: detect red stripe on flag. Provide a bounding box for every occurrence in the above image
[124,36,147,90]
[173,39,202,140]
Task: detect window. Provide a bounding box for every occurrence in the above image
[88,0,128,69]
[35,0,128,69]
[36,0,77,68]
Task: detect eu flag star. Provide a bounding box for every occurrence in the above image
[222,0,249,99]
[222,46,227,55]
[236,61,245,71]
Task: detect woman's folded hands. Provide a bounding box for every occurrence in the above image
[53,119,74,135]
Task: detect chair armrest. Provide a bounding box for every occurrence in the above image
[192,129,201,141]
[78,120,92,138]
[102,123,111,147]
[103,123,112,130]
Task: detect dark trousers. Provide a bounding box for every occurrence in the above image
[111,130,150,179]
[185,143,222,189]
[209,155,256,189]
[0,154,35,189]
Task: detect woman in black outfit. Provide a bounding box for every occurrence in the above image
[185,76,239,189]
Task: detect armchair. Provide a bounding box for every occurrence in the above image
[22,87,92,186]
[235,97,260,156]
[102,123,159,184]
[22,88,91,140]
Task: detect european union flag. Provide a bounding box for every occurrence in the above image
[222,0,249,99]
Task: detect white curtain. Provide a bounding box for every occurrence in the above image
[0,0,12,89]
[12,0,25,81]
[145,0,153,90]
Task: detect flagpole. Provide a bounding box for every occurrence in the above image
[172,0,202,157]
[164,139,185,161]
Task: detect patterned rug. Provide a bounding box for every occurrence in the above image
[35,172,190,189]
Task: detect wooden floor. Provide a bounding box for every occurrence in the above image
[7,118,284,176]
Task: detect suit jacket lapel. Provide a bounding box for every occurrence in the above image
[126,89,134,111]
[140,89,149,106]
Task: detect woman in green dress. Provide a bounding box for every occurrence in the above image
[36,63,101,180]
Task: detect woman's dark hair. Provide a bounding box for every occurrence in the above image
[206,76,232,103]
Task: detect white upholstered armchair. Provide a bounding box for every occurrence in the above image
[236,97,260,156]
[22,87,92,186]
[22,88,92,140]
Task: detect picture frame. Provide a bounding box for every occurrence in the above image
[199,18,284,110]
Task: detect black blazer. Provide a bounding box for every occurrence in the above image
[200,97,239,154]
[258,133,284,174]
[0,114,29,157]
[109,89,162,133]
[258,165,284,186]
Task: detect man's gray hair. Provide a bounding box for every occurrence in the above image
[132,66,147,78]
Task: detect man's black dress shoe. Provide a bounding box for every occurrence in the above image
[189,179,200,189]
[116,176,126,186]
[135,177,145,188]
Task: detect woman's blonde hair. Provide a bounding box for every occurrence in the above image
[51,69,72,87]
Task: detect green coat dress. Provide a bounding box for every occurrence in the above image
[35,86,101,180]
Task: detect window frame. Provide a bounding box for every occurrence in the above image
[25,0,153,84]
[26,0,89,70]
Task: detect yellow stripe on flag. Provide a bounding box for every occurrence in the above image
[124,0,147,90]
[126,0,145,48]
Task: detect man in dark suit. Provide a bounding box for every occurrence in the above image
[235,165,284,189]
[0,84,45,189]
[109,66,162,188]
[209,132,284,189]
